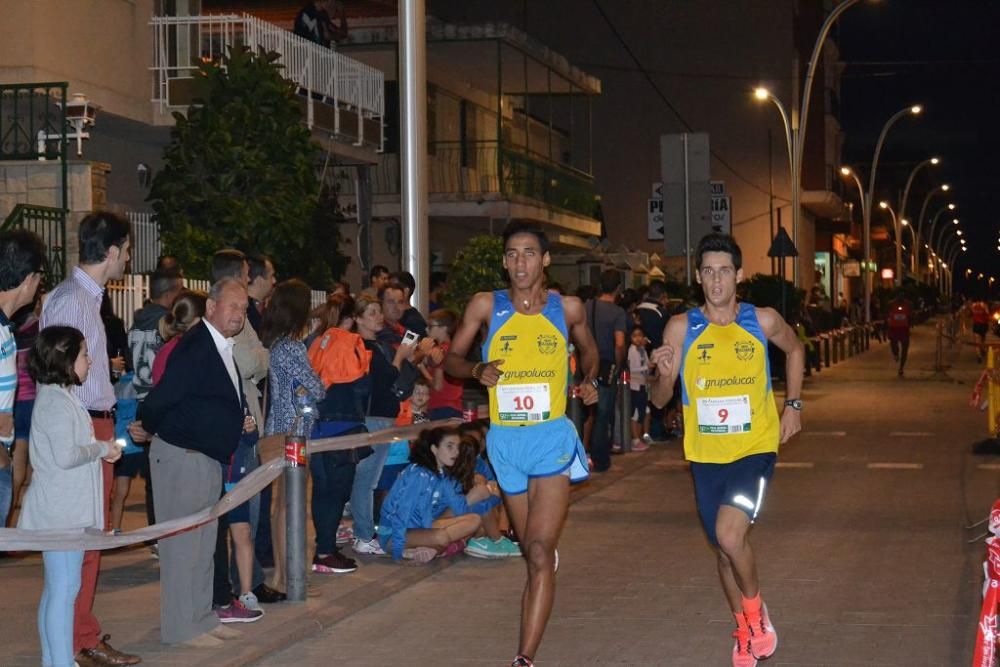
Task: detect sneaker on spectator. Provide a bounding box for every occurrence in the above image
[342,501,352,518]
[352,537,386,556]
[746,603,777,659]
[215,599,263,624]
[610,443,623,455]
[440,539,467,558]
[465,536,522,559]
[237,591,264,613]
[149,544,159,560]
[311,551,357,574]
[631,438,650,453]
[336,523,354,545]
[641,432,654,444]
[511,655,534,667]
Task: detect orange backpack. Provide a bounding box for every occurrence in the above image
[307,327,372,387]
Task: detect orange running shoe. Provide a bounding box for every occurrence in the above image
[746,602,778,660]
[731,626,757,667]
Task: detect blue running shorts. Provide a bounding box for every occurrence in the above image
[486,416,589,495]
[690,452,776,547]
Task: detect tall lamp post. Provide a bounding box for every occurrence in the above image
[900,218,918,274]
[933,217,961,254]
[924,202,956,279]
[915,183,951,255]
[754,0,868,287]
[879,201,903,286]
[899,157,940,228]
[839,166,871,321]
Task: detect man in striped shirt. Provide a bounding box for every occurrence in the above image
[41,211,141,667]
[0,229,46,527]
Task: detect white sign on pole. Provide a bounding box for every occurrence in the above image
[648,198,664,240]
[711,195,731,233]
[652,182,663,199]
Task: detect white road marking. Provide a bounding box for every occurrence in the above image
[978,463,1000,471]
[867,462,924,470]
[890,432,935,437]
[801,431,847,437]
[776,462,814,469]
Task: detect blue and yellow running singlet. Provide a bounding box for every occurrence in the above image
[679,302,780,464]
[482,290,569,426]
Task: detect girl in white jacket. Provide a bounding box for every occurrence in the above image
[18,326,121,667]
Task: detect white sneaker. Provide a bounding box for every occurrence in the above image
[352,537,386,556]
[238,591,263,613]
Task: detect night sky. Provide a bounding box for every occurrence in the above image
[838,0,1000,295]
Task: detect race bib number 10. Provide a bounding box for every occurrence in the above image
[696,395,752,434]
[497,383,551,422]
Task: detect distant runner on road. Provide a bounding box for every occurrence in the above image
[971,299,990,363]
[445,221,599,667]
[649,233,804,667]
[886,293,913,377]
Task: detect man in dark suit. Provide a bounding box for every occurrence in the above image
[143,277,253,647]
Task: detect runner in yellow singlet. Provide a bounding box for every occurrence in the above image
[650,233,804,667]
[445,221,598,667]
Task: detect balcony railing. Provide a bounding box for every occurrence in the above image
[336,141,596,219]
[0,82,67,162]
[150,14,384,145]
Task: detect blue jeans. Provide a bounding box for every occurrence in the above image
[39,550,84,667]
[590,384,618,470]
[0,447,11,527]
[350,416,394,541]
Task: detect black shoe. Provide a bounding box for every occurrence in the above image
[252,583,287,603]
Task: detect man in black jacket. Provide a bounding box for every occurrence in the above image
[143,277,253,647]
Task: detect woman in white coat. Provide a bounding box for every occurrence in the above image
[18,326,122,667]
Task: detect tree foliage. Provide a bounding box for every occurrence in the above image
[444,235,508,313]
[739,273,804,317]
[149,46,346,285]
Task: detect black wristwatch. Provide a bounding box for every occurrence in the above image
[783,399,803,411]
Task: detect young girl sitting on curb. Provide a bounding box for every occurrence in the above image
[378,426,498,563]
[451,435,521,559]
[19,326,123,667]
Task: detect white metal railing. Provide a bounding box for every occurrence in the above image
[127,211,162,274]
[150,13,384,143]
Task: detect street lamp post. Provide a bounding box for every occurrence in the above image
[865,105,922,282]
[933,218,961,254]
[901,219,918,274]
[879,201,903,286]
[840,166,871,322]
[924,203,956,278]
[899,157,940,233]
[755,0,866,287]
[915,183,951,257]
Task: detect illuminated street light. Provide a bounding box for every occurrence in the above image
[879,201,905,286]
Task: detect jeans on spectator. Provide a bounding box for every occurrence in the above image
[350,416,394,541]
[40,550,84,667]
[0,449,11,527]
[310,452,356,555]
[590,384,617,470]
[254,484,273,567]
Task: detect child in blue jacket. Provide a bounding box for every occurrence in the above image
[378,426,498,562]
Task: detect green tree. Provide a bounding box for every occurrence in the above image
[444,235,508,313]
[739,273,805,317]
[149,45,346,284]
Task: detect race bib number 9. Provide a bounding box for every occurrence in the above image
[696,395,752,434]
[497,383,551,422]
